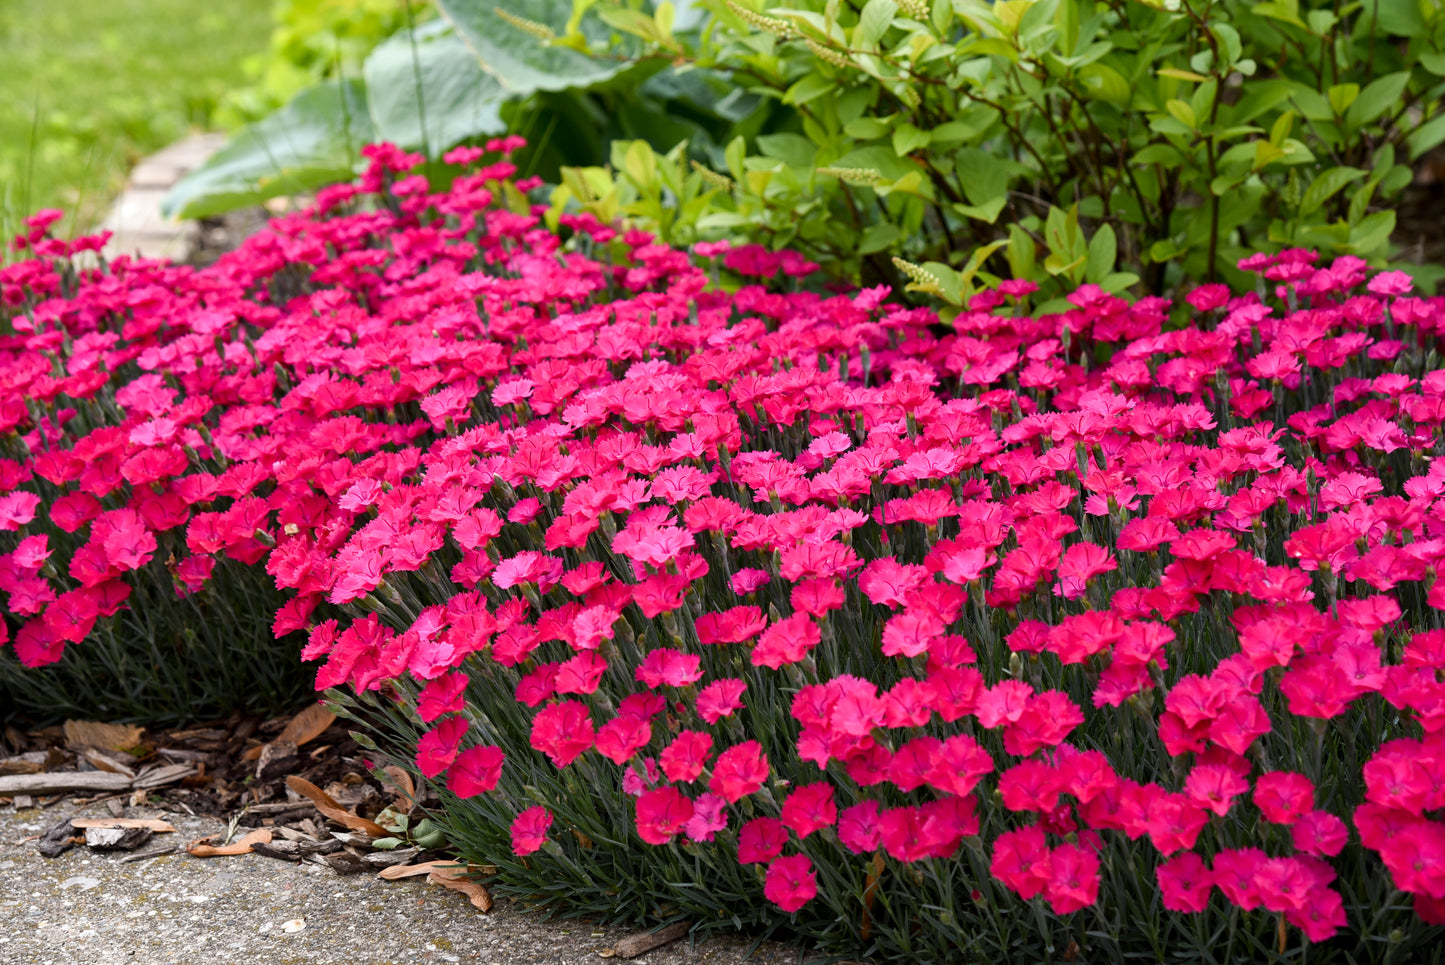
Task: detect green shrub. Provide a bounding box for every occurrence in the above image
[557,0,1445,309]
[213,0,427,129]
[166,0,783,218]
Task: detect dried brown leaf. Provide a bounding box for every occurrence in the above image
[381,765,416,811]
[611,922,691,958]
[71,818,175,833]
[63,721,144,753]
[242,704,335,762]
[0,753,45,776]
[79,749,137,778]
[860,852,884,942]
[377,859,463,881]
[187,828,272,857]
[283,775,388,837]
[427,866,493,913]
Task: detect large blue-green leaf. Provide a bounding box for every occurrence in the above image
[364,21,510,153]
[162,81,374,220]
[436,0,628,95]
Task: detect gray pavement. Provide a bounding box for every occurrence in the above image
[0,801,800,965]
[97,134,224,263]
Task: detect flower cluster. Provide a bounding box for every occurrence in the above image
[5,139,1445,956]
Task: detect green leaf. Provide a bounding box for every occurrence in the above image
[1253,140,1285,171]
[435,0,627,95]
[1269,110,1294,147]
[1101,270,1139,293]
[1276,138,1316,165]
[566,0,603,37]
[1085,223,1116,284]
[1345,72,1409,129]
[1006,222,1037,280]
[1131,144,1184,166]
[1298,165,1365,217]
[954,147,1011,209]
[621,140,659,191]
[1227,79,1294,125]
[1288,84,1333,122]
[1408,112,1445,160]
[857,0,899,47]
[785,73,837,107]
[1211,173,1246,195]
[1380,163,1413,195]
[1078,63,1130,105]
[1045,202,1081,257]
[1190,80,1218,129]
[655,1,676,40]
[951,197,1008,222]
[1372,143,1397,179]
[929,113,992,147]
[162,80,374,220]
[1044,251,1086,279]
[725,135,746,184]
[892,123,931,157]
[1210,23,1242,65]
[962,36,1021,60]
[363,22,509,154]
[1347,178,1377,226]
[596,4,665,43]
[1165,99,1197,130]
[884,170,929,196]
[914,261,963,304]
[832,145,920,182]
[1252,0,1305,28]
[756,133,816,170]
[858,222,903,254]
[845,117,893,139]
[695,211,753,229]
[1150,238,1182,261]
[1305,9,1337,34]
[1344,209,1396,255]
[958,239,1007,293]
[1372,0,1425,35]
[1158,67,1207,82]
[1421,52,1445,77]
[1327,81,1360,116]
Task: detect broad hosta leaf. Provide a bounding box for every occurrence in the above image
[435,0,627,95]
[162,81,374,220]
[363,22,510,153]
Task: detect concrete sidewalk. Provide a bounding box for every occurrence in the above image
[1,801,799,965]
[97,134,225,263]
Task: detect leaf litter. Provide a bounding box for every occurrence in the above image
[2,704,489,912]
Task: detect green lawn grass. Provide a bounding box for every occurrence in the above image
[0,0,270,242]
